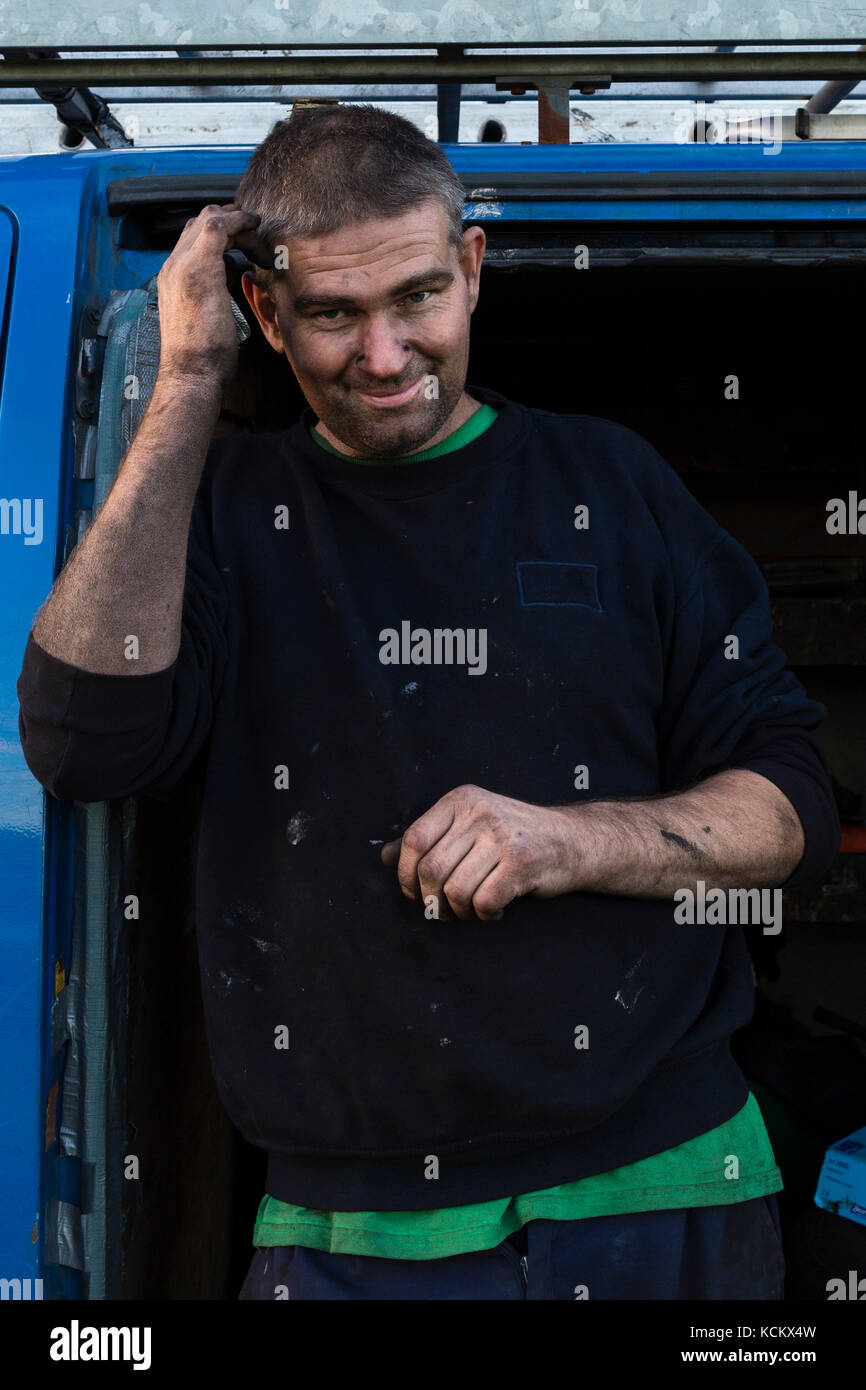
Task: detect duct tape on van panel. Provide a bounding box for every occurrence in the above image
[51,989,68,1057]
[45,1199,85,1272]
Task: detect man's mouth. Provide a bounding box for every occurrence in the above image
[355,377,423,408]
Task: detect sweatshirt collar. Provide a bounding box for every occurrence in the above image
[284,385,528,497]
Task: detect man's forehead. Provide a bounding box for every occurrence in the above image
[285,203,453,285]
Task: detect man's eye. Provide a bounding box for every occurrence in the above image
[313,291,432,320]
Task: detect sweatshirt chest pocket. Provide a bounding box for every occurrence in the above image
[483,560,610,698]
[515,561,603,611]
[503,558,614,692]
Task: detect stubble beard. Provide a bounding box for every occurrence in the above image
[313,362,466,459]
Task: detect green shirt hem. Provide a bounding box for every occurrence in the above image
[252,1093,783,1261]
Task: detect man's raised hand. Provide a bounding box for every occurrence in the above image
[156,202,263,389]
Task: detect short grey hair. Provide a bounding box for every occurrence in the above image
[235,104,467,289]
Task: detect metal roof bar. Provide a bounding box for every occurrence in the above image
[805,43,866,112]
[6,85,866,103]
[4,51,866,87]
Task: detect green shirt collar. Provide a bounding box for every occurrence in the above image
[310,401,499,465]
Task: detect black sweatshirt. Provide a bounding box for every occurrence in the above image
[17,385,840,1210]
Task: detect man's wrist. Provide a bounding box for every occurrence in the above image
[555,800,640,896]
[154,367,226,401]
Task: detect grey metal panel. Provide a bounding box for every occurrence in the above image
[1,0,865,49]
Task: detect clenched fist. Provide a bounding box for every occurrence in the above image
[380,784,581,922]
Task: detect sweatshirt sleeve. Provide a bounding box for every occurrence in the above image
[16,472,229,805]
[656,529,840,891]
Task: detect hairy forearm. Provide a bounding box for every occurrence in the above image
[31,373,222,676]
[559,768,805,898]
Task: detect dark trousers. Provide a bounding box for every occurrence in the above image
[239,1193,785,1300]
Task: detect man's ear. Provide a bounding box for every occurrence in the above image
[240,270,286,355]
[459,225,485,311]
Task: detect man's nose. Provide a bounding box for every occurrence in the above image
[355,314,411,379]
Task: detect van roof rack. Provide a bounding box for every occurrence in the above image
[5,2,866,148]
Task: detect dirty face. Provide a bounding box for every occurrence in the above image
[242,200,485,458]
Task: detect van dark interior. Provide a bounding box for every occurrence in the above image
[109,209,866,1298]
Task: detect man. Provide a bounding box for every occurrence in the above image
[17,105,839,1300]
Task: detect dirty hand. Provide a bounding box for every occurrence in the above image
[380,784,581,922]
[156,201,262,388]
